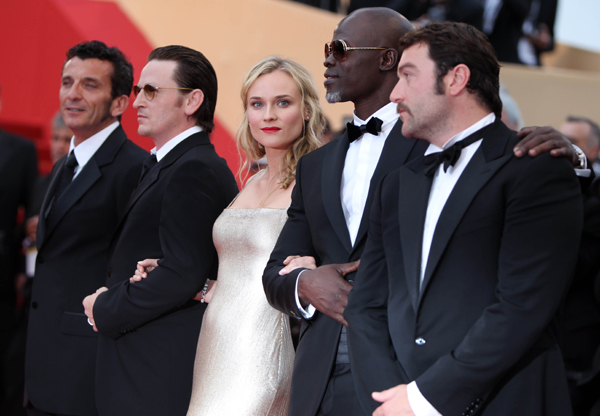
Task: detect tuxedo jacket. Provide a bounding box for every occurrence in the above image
[25,125,146,416]
[345,120,582,416]
[93,132,238,416]
[263,120,427,416]
[0,129,37,309]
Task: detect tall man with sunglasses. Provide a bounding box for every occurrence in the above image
[83,46,237,416]
[263,7,583,416]
[25,41,146,416]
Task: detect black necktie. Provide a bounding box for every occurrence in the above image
[423,123,493,177]
[46,151,78,219]
[53,151,78,201]
[346,117,383,143]
[139,154,157,182]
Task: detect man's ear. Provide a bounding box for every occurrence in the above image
[380,49,399,72]
[184,89,204,116]
[110,95,129,118]
[447,64,470,96]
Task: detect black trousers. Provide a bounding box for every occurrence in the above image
[317,363,365,416]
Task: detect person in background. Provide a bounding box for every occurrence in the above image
[561,116,600,175]
[0,83,38,416]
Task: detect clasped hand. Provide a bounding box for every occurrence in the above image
[296,260,360,327]
[131,255,317,304]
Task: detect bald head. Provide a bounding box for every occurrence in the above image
[339,7,413,55]
[324,7,413,118]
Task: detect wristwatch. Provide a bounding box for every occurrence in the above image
[571,144,587,170]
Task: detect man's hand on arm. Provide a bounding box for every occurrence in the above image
[83,287,108,332]
[373,384,415,416]
[297,260,360,327]
[513,126,577,165]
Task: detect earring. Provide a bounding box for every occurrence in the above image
[305,116,309,120]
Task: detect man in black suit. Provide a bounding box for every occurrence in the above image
[345,22,582,416]
[0,84,38,413]
[25,41,147,416]
[83,45,238,416]
[264,9,421,416]
[262,8,580,416]
[263,8,582,416]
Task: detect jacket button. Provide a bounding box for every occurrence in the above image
[107,268,111,277]
[415,337,426,345]
[31,302,38,309]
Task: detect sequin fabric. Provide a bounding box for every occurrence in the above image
[187,208,294,416]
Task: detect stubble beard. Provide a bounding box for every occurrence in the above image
[325,92,342,104]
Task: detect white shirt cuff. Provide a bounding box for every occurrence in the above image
[294,269,316,319]
[575,168,592,178]
[407,381,442,416]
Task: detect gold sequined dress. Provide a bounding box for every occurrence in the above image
[186,207,294,416]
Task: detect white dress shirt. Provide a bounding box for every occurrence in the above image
[409,112,496,416]
[69,121,119,178]
[151,126,203,161]
[295,102,400,318]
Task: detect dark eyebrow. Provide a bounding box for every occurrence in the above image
[397,62,417,73]
[249,94,294,100]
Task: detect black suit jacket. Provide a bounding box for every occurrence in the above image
[263,120,427,416]
[0,129,37,311]
[25,125,146,415]
[345,120,582,416]
[93,132,238,416]
[487,0,533,64]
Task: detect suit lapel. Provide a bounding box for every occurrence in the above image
[353,120,423,252]
[115,132,209,233]
[38,126,128,249]
[37,157,64,247]
[398,158,431,312]
[419,121,513,304]
[321,133,353,254]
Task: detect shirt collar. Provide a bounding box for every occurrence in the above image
[69,121,119,167]
[425,113,495,156]
[353,102,399,130]
[151,126,202,161]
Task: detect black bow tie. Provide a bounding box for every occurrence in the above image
[346,117,383,143]
[423,124,493,177]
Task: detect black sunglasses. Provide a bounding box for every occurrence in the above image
[133,84,193,101]
[325,39,387,62]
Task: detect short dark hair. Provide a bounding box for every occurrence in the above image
[65,40,133,99]
[148,45,218,133]
[399,22,502,118]
[567,115,600,147]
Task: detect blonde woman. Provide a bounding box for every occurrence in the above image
[132,56,325,415]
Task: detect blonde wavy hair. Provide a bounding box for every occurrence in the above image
[236,56,325,189]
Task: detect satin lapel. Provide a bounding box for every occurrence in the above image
[118,165,159,229]
[398,161,431,312]
[116,132,208,233]
[353,121,424,253]
[37,158,65,248]
[321,133,353,254]
[39,126,128,249]
[43,159,102,243]
[419,123,513,305]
